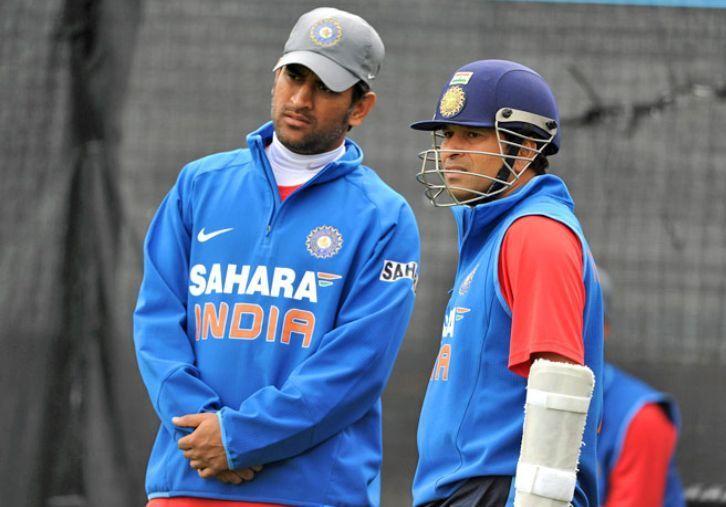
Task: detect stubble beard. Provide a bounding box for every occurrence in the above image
[271,104,351,155]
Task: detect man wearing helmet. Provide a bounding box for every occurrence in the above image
[411,60,604,507]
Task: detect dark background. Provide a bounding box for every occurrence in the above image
[1,0,725,505]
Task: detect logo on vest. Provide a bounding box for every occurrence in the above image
[442,306,470,338]
[458,264,479,295]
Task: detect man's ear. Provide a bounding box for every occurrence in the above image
[348,91,377,129]
[513,137,539,172]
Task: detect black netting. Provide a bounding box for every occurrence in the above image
[2,0,725,505]
[1,0,142,506]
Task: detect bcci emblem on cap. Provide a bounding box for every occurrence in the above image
[306,226,343,259]
[310,18,343,47]
[439,86,466,118]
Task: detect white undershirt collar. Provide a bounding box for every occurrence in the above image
[265,132,346,187]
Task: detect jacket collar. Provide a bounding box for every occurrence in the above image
[246,122,364,185]
[451,174,575,247]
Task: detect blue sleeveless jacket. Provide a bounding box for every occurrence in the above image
[413,174,604,507]
[598,363,685,506]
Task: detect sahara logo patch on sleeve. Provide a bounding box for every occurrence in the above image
[379,260,418,287]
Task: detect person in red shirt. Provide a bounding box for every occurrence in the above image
[410,59,604,507]
[597,270,685,507]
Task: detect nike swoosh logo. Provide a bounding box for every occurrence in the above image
[197,227,234,242]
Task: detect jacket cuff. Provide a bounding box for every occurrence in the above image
[217,409,234,470]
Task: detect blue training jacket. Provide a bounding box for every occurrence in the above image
[413,175,604,507]
[598,363,685,507]
[133,122,420,506]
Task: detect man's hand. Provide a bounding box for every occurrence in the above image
[174,413,230,478]
[215,465,264,485]
[174,413,264,484]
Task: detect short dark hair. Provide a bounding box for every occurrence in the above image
[529,153,549,174]
[346,81,371,131]
[351,80,371,105]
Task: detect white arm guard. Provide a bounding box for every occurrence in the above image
[514,359,595,507]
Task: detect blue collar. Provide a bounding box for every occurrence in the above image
[451,174,575,246]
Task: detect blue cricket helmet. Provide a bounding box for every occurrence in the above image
[411,59,561,154]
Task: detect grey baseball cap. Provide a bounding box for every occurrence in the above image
[273,7,385,92]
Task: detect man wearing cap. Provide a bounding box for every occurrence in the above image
[133,7,420,507]
[409,59,604,506]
